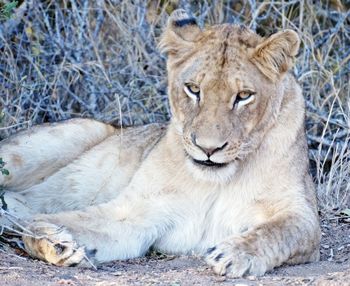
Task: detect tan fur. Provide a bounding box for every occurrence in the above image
[0,10,320,277]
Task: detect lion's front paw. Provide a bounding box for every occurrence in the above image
[23,221,95,267]
[205,239,267,278]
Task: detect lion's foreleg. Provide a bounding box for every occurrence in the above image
[22,197,169,266]
[205,212,320,277]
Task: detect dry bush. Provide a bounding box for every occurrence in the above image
[0,0,349,216]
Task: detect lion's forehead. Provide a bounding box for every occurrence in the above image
[204,24,262,48]
[200,25,262,62]
[178,25,262,88]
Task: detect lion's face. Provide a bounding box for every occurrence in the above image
[172,52,273,182]
[159,10,300,183]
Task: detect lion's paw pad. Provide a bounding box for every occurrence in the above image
[205,241,267,278]
[23,221,89,267]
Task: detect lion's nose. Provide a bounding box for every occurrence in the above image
[191,133,228,157]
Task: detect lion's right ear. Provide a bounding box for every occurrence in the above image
[158,9,202,55]
[250,30,300,82]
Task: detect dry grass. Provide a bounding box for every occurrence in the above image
[0,0,349,216]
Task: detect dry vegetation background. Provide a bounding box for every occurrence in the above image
[0,0,349,218]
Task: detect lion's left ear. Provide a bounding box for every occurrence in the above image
[158,9,202,56]
[250,30,300,81]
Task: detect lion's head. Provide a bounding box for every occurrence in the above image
[159,10,300,183]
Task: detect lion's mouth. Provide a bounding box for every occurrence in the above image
[192,159,228,168]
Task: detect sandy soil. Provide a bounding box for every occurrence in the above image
[1,220,349,286]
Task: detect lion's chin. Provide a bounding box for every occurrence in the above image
[185,158,238,184]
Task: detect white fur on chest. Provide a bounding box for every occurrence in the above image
[153,182,258,255]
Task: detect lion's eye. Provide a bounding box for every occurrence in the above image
[233,91,256,109]
[184,83,200,101]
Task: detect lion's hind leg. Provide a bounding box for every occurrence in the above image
[0,118,115,191]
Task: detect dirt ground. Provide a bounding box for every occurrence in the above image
[1,220,349,286]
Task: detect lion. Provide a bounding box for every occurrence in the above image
[0,10,320,277]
